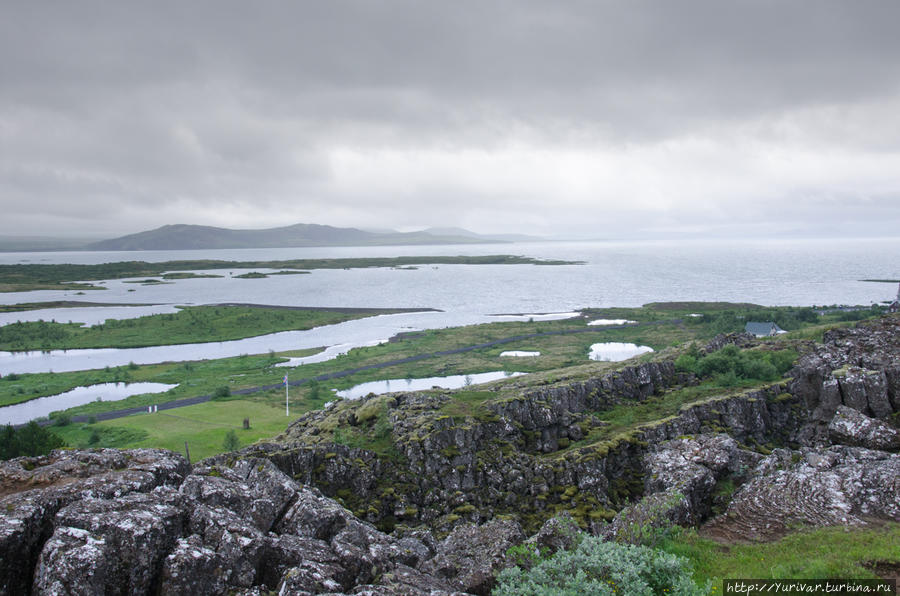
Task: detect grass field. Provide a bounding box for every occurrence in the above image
[0,304,401,351]
[0,306,397,351]
[661,524,900,584]
[52,398,295,462]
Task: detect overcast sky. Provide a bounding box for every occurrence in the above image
[2,1,900,240]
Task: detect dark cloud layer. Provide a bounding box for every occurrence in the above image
[2,1,899,238]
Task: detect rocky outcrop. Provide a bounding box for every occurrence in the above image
[0,448,520,595]
[790,317,900,429]
[702,445,900,542]
[601,434,763,541]
[701,332,756,354]
[0,448,189,596]
[420,519,525,595]
[827,405,900,451]
[260,360,808,535]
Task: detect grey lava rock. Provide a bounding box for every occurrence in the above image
[0,448,188,596]
[702,445,900,541]
[421,519,525,595]
[38,488,186,595]
[530,513,581,555]
[828,405,900,451]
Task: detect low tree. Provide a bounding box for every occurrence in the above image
[223,429,240,452]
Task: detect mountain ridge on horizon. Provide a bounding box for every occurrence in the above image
[79,222,544,251]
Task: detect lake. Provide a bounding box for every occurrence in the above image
[0,238,897,375]
[0,382,177,425]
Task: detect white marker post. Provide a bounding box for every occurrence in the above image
[283,374,289,417]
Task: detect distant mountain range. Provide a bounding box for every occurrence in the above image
[75,223,544,251]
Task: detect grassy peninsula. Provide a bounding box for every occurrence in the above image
[0,255,577,292]
[0,304,412,351]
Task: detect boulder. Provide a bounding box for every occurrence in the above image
[421,519,525,595]
[827,406,900,451]
[32,526,111,596]
[37,488,186,594]
[0,449,188,596]
[530,513,581,555]
[158,535,234,596]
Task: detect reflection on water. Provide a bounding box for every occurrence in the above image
[0,312,477,376]
[488,312,581,321]
[588,342,654,362]
[0,382,178,425]
[0,305,181,328]
[274,340,387,367]
[335,370,526,400]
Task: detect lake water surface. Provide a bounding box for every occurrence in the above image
[0,382,177,425]
[1,238,897,375]
[335,371,526,400]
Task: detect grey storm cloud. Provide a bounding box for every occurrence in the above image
[2,1,900,238]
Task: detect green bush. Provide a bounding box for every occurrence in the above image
[673,354,697,373]
[222,429,240,452]
[493,536,708,595]
[212,386,231,399]
[681,345,797,386]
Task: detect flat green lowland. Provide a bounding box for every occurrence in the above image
[0,304,406,351]
[0,255,577,292]
[54,399,293,462]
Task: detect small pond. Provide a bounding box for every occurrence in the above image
[587,319,637,326]
[500,351,540,357]
[1,382,178,425]
[588,342,654,362]
[335,370,526,400]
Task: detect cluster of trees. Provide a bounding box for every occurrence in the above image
[675,344,797,386]
[1,422,66,460]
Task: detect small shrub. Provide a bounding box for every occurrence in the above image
[493,536,708,596]
[213,386,230,399]
[505,543,552,570]
[222,430,240,452]
[674,353,697,373]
